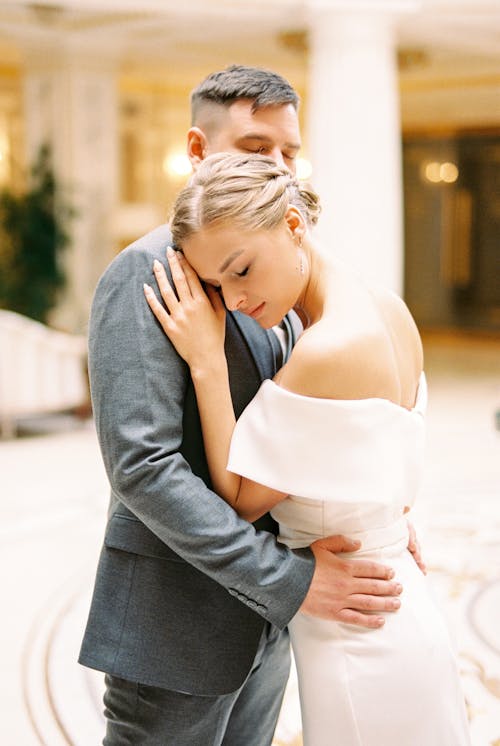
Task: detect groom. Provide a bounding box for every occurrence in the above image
[79,65,415,745]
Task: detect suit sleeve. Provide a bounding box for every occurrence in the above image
[88,232,315,629]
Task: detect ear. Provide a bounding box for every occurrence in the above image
[187,127,208,169]
[284,206,305,242]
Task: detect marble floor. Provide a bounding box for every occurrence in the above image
[1,333,499,746]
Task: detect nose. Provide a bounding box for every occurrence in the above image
[222,286,246,312]
[269,147,287,170]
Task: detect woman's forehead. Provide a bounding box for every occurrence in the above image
[182,225,248,275]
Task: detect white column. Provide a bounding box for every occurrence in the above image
[307,1,417,293]
[23,43,119,332]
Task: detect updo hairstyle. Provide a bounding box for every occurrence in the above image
[170,153,321,247]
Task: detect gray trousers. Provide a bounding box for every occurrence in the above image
[102,623,291,746]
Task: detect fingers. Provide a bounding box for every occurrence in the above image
[407,520,427,575]
[143,282,172,334]
[205,284,227,319]
[344,558,395,581]
[335,587,403,627]
[410,543,427,575]
[152,258,180,312]
[164,246,192,302]
[174,249,205,298]
[353,577,403,597]
[335,609,386,629]
[348,593,401,612]
[313,534,361,554]
[407,520,416,549]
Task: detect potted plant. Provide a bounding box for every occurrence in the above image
[0,144,75,324]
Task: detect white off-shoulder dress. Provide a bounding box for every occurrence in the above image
[227,375,470,746]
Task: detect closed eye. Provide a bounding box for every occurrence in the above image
[245,146,267,155]
[236,266,250,277]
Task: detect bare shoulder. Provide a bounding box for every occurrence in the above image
[277,287,423,403]
[277,321,393,400]
[374,287,424,367]
[377,287,417,329]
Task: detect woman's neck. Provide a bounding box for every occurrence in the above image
[294,239,329,328]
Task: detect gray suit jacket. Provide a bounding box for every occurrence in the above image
[78,224,315,695]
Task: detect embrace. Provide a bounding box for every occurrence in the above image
[80,65,470,746]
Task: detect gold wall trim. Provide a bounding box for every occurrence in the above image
[0,64,21,79]
[400,73,500,93]
[403,124,500,139]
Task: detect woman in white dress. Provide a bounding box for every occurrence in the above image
[143,153,470,746]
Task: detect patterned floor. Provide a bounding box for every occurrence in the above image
[2,333,499,745]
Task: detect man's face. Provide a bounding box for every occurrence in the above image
[200,99,301,174]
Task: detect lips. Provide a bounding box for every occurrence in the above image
[246,302,265,319]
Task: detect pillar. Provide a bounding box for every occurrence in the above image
[23,41,119,332]
[306,1,419,293]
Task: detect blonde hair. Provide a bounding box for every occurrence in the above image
[170,153,321,247]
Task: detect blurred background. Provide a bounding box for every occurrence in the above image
[0,1,499,745]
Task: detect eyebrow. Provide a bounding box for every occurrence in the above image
[236,133,301,151]
[219,249,245,274]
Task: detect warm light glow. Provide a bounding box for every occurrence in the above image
[296,157,313,181]
[421,160,459,184]
[440,162,459,183]
[424,161,442,183]
[163,152,191,178]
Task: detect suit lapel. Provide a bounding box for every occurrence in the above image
[230,311,276,381]
[281,315,293,363]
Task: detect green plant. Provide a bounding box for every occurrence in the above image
[0,144,75,323]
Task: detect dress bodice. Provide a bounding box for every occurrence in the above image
[227,374,427,550]
[228,376,472,746]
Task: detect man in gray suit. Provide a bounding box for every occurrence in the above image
[79,65,408,745]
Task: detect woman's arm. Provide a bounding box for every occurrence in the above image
[144,249,286,521]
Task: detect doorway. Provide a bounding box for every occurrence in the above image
[403,132,500,333]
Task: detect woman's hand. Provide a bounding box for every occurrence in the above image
[403,506,427,575]
[144,247,226,372]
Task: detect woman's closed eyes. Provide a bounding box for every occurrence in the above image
[235,266,250,278]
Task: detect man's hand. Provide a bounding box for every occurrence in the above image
[299,535,402,629]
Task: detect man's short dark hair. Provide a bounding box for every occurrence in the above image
[191,64,299,125]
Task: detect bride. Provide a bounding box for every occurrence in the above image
[143,153,470,745]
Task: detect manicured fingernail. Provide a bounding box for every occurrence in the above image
[143,283,151,292]
[377,618,385,626]
[167,246,175,256]
[388,570,395,579]
[352,540,361,548]
[396,584,403,593]
[153,259,161,270]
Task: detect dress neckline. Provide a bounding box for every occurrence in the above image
[267,372,427,415]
